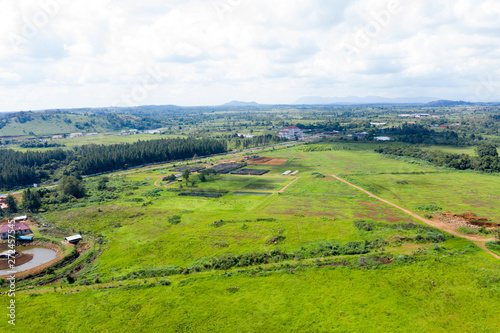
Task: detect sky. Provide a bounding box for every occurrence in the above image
[1,0,500,112]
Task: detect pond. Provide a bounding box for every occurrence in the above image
[0,247,57,276]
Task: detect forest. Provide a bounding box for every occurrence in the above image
[0,137,227,190]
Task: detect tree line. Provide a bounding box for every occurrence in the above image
[375,143,499,172]
[383,123,479,145]
[76,137,227,175]
[0,137,227,190]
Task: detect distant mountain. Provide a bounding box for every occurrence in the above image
[294,96,438,105]
[425,100,475,107]
[222,101,261,107]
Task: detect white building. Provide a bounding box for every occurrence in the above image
[374,136,391,141]
[278,126,303,139]
[64,234,83,244]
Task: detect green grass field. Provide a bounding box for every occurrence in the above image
[4,141,500,332]
[11,133,189,152]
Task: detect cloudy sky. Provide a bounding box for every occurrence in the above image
[0,0,500,111]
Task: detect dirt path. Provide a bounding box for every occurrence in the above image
[331,175,500,260]
[279,177,300,193]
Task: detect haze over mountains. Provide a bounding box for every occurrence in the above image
[294,96,438,105]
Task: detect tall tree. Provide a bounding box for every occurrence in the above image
[22,188,41,212]
[182,169,191,186]
[476,144,498,159]
[5,195,18,214]
[59,176,85,198]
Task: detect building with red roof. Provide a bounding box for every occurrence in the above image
[0,222,32,240]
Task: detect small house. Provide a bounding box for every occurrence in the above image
[282,170,292,176]
[13,216,28,222]
[64,235,83,244]
[0,222,32,239]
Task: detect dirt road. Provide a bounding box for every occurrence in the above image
[279,177,300,193]
[331,175,500,260]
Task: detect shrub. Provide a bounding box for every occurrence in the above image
[458,227,477,235]
[354,220,375,231]
[125,198,144,202]
[266,235,286,245]
[212,220,225,228]
[158,279,171,286]
[226,286,240,293]
[141,188,164,197]
[477,228,491,235]
[168,215,182,225]
[414,204,442,212]
[485,241,500,253]
[342,241,368,255]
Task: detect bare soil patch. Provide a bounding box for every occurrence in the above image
[356,201,413,223]
[250,157,288,165]
[437,212,498,229]
[0,253,34,269]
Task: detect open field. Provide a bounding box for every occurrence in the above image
[15,247,500,332]
[347,172,500,222]
[3,141,500,332]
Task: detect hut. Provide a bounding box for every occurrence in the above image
[64,235,83,244]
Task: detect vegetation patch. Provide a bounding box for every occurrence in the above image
[414,204,442,211]
[168,215,182,225]
[141,188,164,197]
[485,241,500,256]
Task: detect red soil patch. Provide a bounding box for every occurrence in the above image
[250,157,288,166]
[356,202,413,223]
[437,212,498,229]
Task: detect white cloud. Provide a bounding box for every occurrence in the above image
[1,0,500,111]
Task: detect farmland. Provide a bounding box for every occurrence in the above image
[4,140,500,332]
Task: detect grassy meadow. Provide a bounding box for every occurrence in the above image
[5,141,500,332]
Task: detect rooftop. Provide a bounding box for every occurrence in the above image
[0,222,31,233]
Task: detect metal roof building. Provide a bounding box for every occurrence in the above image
[64,234,83,244]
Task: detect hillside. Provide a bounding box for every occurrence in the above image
[4,142,500,332]
[0,112,162,136]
